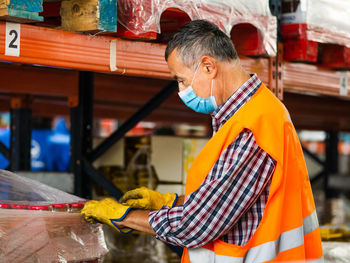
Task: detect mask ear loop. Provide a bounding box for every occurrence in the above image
[191,63,201,86]
[210,79,218,109]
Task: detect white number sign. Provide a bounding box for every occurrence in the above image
[5,22,21,57]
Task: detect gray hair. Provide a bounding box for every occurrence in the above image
[165,20,239,70]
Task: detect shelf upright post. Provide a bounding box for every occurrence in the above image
[9,96,32,171]
[324,131,339,199]
[269,0,283,100]
[70,71,94,199]
[269,0,282,42]
[269,44,284,100]
[69,71,125,200]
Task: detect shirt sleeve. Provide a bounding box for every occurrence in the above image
[149,129,276,249]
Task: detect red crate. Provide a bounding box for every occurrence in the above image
[320,44,350,69]
[115,7,190,41]
[282,23,318,62]
[231,23,264,57]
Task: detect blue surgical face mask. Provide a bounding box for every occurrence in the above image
[178,64,218,114]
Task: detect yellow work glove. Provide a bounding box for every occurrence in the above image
[81,198,134,234]
[120,187,178,210]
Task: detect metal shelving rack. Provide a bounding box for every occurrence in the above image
[0,16,349,199]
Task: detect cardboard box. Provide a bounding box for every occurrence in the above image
[151,136,208,184]
[182,138,208,183]
[93,137,124,167]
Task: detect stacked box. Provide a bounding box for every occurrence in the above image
[282,0,350,65]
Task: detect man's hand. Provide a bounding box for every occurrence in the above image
[120,187,178,210]
[81,198,134,234]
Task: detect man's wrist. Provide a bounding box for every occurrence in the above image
[116,209,156,235]
[175,195,185,206]
[117,209,137,228]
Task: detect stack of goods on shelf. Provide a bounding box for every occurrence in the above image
[0,0,43,22]
[0,0,277,56]
[0,170,108,263]
[282,0,350,68]
[117,0,277,56]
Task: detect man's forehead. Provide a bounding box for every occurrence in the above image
[167,49,189,77]
[167,49,182,66]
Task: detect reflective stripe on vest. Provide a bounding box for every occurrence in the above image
[188,210,321,263]
[308,256,325,263]
[303,210,319,235]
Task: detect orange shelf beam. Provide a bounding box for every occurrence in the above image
[0,21,171,78]
[283,62,350,99]
[0,21,349,99]
[0,21,271,81]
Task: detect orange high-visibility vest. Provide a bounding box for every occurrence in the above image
[182,84,323,263]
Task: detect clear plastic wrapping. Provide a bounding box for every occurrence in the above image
[0,170,108,262]
[307,0,350,47]
[282,0,350,47]
[117,0,277,56]
[0,170,84,204]
[323,242,350,263]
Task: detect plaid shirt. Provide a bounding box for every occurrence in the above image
[149,74,276,248]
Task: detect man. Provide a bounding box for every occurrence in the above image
[82,20,323,262]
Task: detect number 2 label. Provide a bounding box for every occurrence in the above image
[5,22,21,57]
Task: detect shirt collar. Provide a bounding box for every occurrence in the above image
[211,74,261,134]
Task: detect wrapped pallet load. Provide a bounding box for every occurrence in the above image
[0,170,108,263]
[117,0,277,56]
[282,0,350,65]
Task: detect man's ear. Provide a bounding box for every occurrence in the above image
[200,56,218,78]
